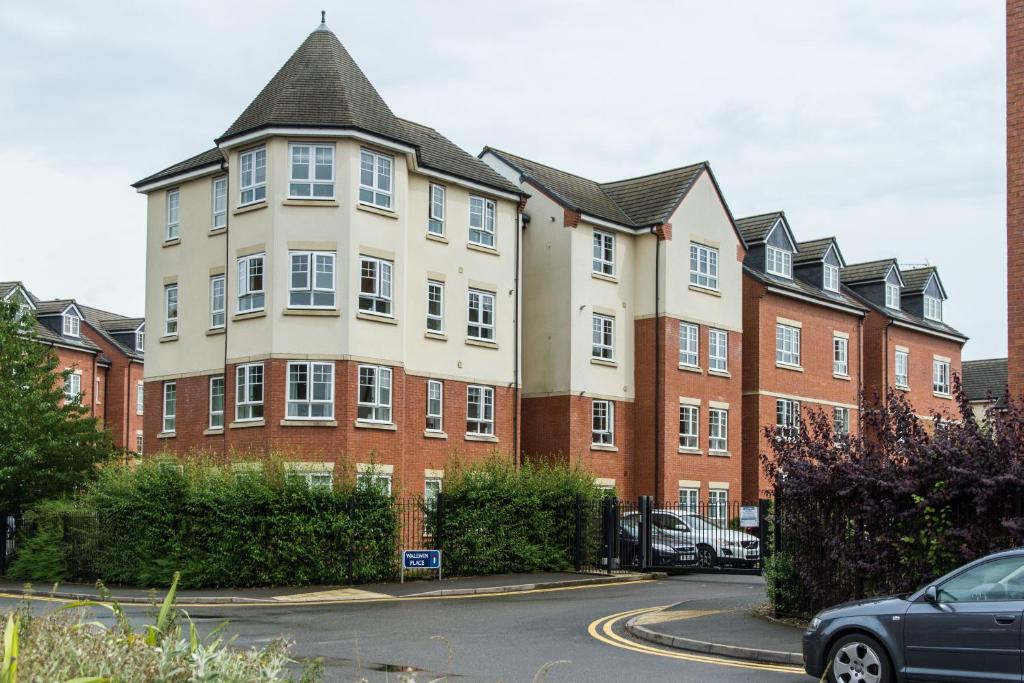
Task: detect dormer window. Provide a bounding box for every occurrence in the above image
[823,264,840,292]
[924,295,942,321]
[135,328,145,352]
[63,312,80,337]
[885,282,900,310]
[766,246,792,278]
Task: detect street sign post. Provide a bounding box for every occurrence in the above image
[401,549,442,583]
[739,506,759,528]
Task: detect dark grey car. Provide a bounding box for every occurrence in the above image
[803,549,1024,682]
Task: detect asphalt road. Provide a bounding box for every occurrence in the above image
[2,574,813,682]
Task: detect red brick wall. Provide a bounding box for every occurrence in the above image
[1009,0,1024,395]
[53,347,102,420]
[144,360,515,497]
[78,323,144,451]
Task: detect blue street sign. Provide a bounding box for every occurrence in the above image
[403,549,441,570]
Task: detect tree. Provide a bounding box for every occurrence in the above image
[0,297,113,513]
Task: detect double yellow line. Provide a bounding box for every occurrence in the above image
[587,606,804,675]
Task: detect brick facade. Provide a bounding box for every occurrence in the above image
[78,322,144,452]
[1010,0,1024,395]
[54,346,105,422]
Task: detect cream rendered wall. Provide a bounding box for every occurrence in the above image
[144,170,230,381]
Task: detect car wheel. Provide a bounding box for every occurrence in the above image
[826,633,891,683]
[696,545,716,569]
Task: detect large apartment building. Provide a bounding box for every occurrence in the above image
[132,21,524,496]
[481,148,746,508]
[2,281,145,453]
[737,215,868,501]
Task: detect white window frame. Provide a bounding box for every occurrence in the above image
[679,487,700,515]
[689,243,719,290]
[592,314,615,360]
[359,148,393,209]
[467,289,495,341]
[426,379,443,432]
[593,230,615,276]
[834,336,849,376]
[64,372,81,403]
[235,362,264,421]
[357,365,392,423]
[238,147,267,206]
[467,384,495,436]
[62,312,81,338]
[709,329,728,372]
[833,407,850,436]
[895,350,909,389]
[427,280,444,333]
[95,378,102,404]
[709,408,728,453]
[358,256,393,315]
[823,263,840,292]
[210,275,225,329]
[679,322,699,368]
[288,142,335,199]
[287,361,335,419]
[212,176,227,229]
[679,404,699,450]
[162,381,176,433]
[135,328,145,352]
[933,359,951,396]
[766,246,792,278]
[237,253,265,313]
[289,251,336,309]
[289,470,334,491]
[775,324,801,366]
[885,282,901,310]
[469,196,497,248]
[356,472,392,496]
[209,375,224,429]
[776,399,801,439]
[135,431,144,454]
[708,489,728,528]
[166,189,180,240]
[164,284,178,336]
[924,295,943,322]
[592,399,614,446]
[429,183,445,235]
[425,477,442,513]
[136,380,144,415]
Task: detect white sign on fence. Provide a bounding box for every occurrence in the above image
[739,506,760,528]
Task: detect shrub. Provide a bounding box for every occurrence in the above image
[5,499,80,582]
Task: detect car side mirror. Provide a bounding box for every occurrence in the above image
[924,585,938,604]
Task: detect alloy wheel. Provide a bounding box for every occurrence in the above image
[832,641,882,683]
[697,547,715,568]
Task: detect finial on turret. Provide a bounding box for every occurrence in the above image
[321,10,326,24]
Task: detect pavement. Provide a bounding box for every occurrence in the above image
[624,593,805,665]
[0,570,660,605]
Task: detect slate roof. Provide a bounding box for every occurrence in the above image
[899,266,939,294]
[841,259,898,284]
[135,24,519,196]
[961,358,1008,402]
[794,238,838,264]
[0,282,19,299]
[78,304,145,360]
[735,212,782,244]
[842,285,967,341]
[483,147,708,228]
[745,266,867,314]
[34,299,75,316]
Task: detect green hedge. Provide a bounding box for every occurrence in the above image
[440,459,602,576]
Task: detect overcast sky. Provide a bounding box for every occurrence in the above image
[0,1,1006,359]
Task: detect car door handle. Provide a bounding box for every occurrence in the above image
[994,615,1016,625]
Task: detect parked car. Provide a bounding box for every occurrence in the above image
[623,510,759,568]
[618,517,696,568]
[803,548,1024,683]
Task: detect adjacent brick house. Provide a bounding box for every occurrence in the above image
[737,214,867,502]
[132,20,525,498]
[1,281,145,452]
[962,357,1008,421]
[480,148,746,513]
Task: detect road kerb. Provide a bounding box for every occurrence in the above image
[404,572,663,597]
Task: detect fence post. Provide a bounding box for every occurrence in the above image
[435,492,445,555]
[758,499,772,566]
[346,497,356,586]
[0,513,8,575]
[573,495,584,571]
[602,496,617,575]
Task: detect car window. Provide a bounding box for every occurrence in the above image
[652,513,690,532]
[681,515,721,531]
[939,557,1024,602]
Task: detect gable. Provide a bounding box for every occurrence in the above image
[765,219,796,251]
[885,266,903,287]
[823,244,842,268]
[62,303,83,320]
[4,287,34,311]
[923,273,945,299]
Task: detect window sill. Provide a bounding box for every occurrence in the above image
[708,369,731,378]
[357,203,398,219]
[280,419,338,427]
[895,385,910,393]
[466,338,498,349]
[425,331,448,341]
[203,427,224,436]
[933,392,952,400]
[426,233,449,244]
[833,373,852,381]
[591,443,618,452]
[357,311,397,325]
[591,271,618,284]
[283,308,341,317]
[156,431,176,439]
[591,357,617,368]
[233,201,267,216]
[162,237,181,248]
[678,447,703,455]
[232,310,266,322]
[229,419,265,429]
[689,284,721,297]
[209,227,226,237]
[424,430,448,440]
[708,450,731,457]
[776,362,804,372]
[465,433,498,443]
[283,199,339,207]
[159,334,178,343]
[466,242,499,256]
[354,420,397,431]
[206,327,225,336]
[678,364,702,374]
